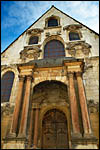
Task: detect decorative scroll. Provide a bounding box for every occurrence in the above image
[27,28,43,34]
[20,45,42,60]
[63,24,82,31]
[66,41,91,56]
[1,104,14,116]
[87,100,99,113]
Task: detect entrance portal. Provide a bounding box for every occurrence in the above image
[42,109,69,149]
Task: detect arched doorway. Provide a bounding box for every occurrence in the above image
[42,109,69,149]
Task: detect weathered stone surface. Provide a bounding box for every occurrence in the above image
[1,5,99,149]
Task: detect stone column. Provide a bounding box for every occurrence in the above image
[76,72,92,136]
[68,72,81,137]
[9,75,25,137]
[28,109,34,147]
[33,107,39,149]
[18,75,32,137]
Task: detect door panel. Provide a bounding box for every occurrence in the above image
[42,109,69,149]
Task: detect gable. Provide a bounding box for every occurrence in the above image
[1,5,99,66]
[1,6,99,55]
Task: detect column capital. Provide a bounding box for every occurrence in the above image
[32,103,40,109]
[26,75,33,81]
[76,72,82,77]
[18,75,25,81]
[67,71,74,78]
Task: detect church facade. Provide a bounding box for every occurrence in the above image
[1,6,99,149]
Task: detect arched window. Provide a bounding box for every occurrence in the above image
[48,18,58,27]
[44,40,65,58]
[69,32,80,41]
[1,71,15,102]
[29,36,38,45]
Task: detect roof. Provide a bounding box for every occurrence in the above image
[1,5,99,54]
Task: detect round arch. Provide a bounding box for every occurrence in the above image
[43,35,65,49]
[32,80,71,148]
[33,77,68,89]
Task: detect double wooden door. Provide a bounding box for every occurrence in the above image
[42,109,69,149]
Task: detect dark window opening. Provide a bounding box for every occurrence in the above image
[1,71,15,102]
[29,36,38,45]
[44,40,65,58]
[48,18,58,27]
[69,32,80,41]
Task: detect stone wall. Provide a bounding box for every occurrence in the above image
[1,104,14,149]
[1,6,99,149]
[83,57,99,103]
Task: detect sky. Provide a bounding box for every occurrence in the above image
[1,1,99,53]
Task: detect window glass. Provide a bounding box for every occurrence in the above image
[1,71,14,102]
[48,18,58,27]
[44,40,65,58]
[29,36,38,45]
[69,32,80,41]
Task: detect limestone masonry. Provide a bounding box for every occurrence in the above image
[1,6,99,149]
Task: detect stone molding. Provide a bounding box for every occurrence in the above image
[45,30,61,37]
[67,72,74,78]
[26,75,33,81]
[18,75,25,81]
[63,24,82,31]
[1,64,18,73]
[64,60,84,73]
[66,40,91,56]
[20,45,42,60]
[26,28,44,34]
[76,71,82,77]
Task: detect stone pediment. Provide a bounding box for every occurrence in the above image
[27,28,44,34]
[66,40,91,56]
[63,24,82,31]
[20,45,42,60]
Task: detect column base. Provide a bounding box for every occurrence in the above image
[83,133,96,138]
[33,145,38,149]
[71,134,98,149]
[2,136,28,149]
[3,141,26,149]
[74,144,98,149]
[17,133,26,139]
[6,132,16,138]
[71,132,82,138]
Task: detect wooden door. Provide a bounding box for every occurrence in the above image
[42,109,69,149]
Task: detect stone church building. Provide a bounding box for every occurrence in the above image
[1,6,99,149]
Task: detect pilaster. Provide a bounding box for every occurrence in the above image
[67,72,81,137]
[18,75,33,138]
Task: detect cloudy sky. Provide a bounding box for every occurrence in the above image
[1,1,99,52]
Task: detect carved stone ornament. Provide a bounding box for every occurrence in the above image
[66,41,91,56]
[87,100,99,113]
[45,30,61,37]
[1,103,14,116]
[63,24,82,31]
[27,28,44,34]
[20,45,42,60]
